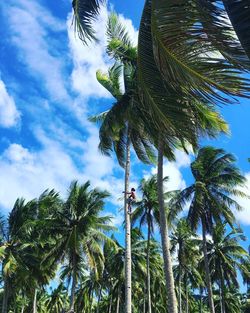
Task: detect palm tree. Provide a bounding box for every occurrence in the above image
[91,14,157,313]
[132,174,181,313]
[131,175,159,313]
[173,146,247,313]
[171,219,203,313]
[93,10,230,313]
[0,198,36,313]
[44,181,114,313]
[44,283,69,313]
[206,223,250,313]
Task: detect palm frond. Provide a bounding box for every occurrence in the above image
[151,0,250,103]
[72,0,106,44]
[222,0,250,60]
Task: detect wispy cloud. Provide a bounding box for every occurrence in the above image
[0,80,20,128]
[4,0,69,102]
[0,0,139,225]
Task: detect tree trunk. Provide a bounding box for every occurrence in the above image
[1,277,9,313]
[201,218,215,313]
[146,217,152,313]
[178,272,182,313]
[116,287,120,313]
[157,140,178,313]
[219,265,226,313]
[124,130,132,313]
[69,252,77,312]
[21,306,25,313]
[178,245,182,313]
[108,294,112,313]
[185,282,189,313]
[33,289,37,313]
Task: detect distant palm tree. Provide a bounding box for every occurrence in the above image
[132,175,180,313]
[44,283,69,313]
[207,223,250,313]
[0,198,35,313]
[44,181,114,313]
[173,146,247,313]
[171,219,203,313]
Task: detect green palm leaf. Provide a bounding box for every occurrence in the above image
[72,0,106,44]
[150,0,250,103]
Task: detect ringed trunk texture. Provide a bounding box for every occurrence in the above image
[33,289,37,313]
[201,219,215,313]
[146,219,152,313]
[157,140,178,313]
[124,131,132,313]
[1,277,9,313]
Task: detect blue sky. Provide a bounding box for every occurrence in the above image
[0,0,250,277]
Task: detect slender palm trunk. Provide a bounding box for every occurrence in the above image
[201,218,215,313]
[146,217,152,313]
[157,139,178,313]
[185,282,189,313]
[124,129,132,313]
[21,306,25,313]
[69,253,77,312]
[116,287,120,313]
[178,245,182,313]
[1,277,9,313]
[33,289,37,313]
[219,265,226,313]
[108,294,113,313]
[143,288,146,313]
[178,272,182,313]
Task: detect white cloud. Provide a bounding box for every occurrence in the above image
[234,172,250,225]
[6,0,69,101]
[0,0,140,226]
[0,80,20,128]
[67,6,139,99]
[150,150,191,191]
[67,7,111,99]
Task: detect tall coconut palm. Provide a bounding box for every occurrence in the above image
[91,13,157,313]
[206,223,250,313]
[43,181,114,313]
[172,146,247,313]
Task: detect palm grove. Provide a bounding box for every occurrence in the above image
[1,0,250,312]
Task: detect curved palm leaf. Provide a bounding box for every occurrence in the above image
[72,0,105,43]
[150,0,250,103]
